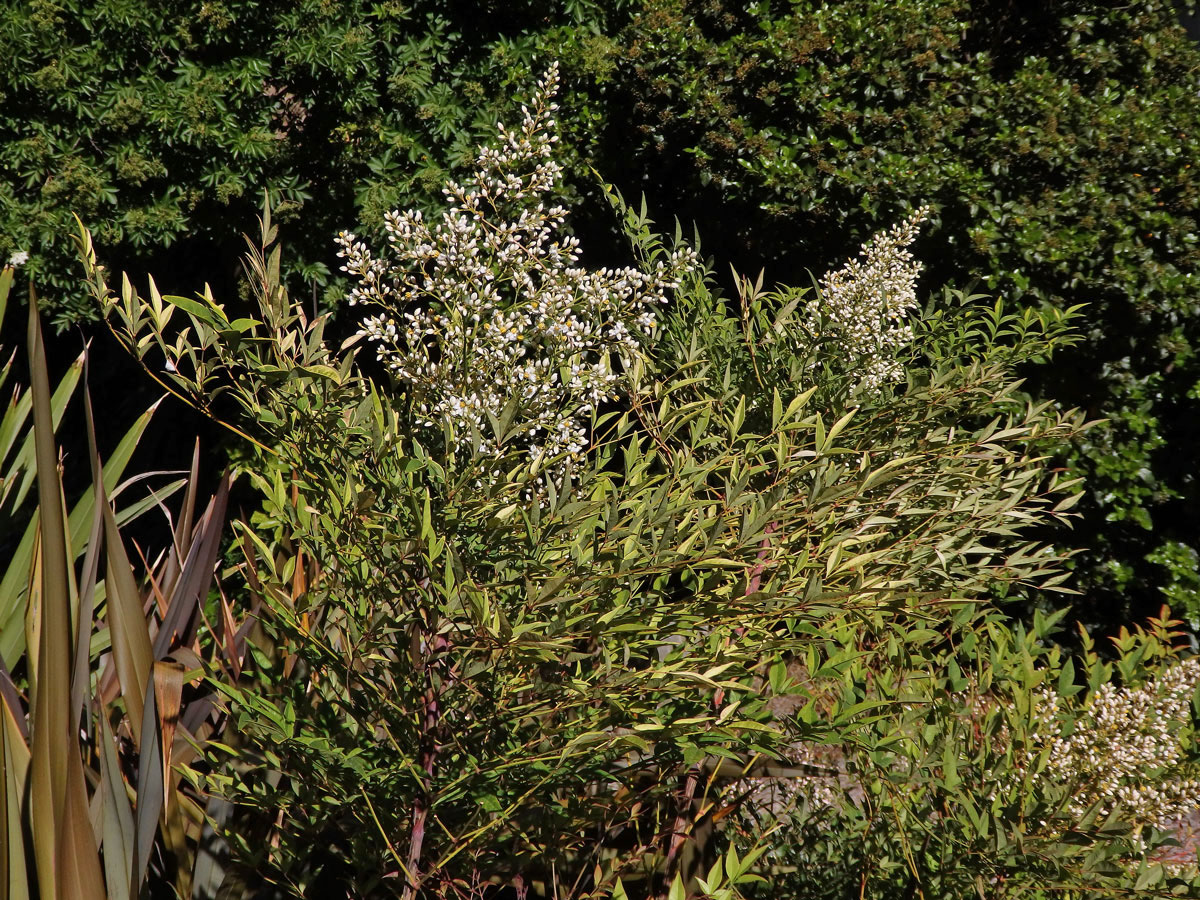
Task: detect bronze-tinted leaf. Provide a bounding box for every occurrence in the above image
[152,660,185,808]
[151,474,230,660]
[98,713,134,900]
[56,749,105,900]
[26,287,73,900]
[0,675,31,900]
[131,670,165,895]
[101,487,154,748]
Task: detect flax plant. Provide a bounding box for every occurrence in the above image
[0,263,250,900]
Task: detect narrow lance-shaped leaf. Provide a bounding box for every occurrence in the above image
[101,477,154,747]
[97,712,134,900]
[0,659,31,900]
[57,749,105,900]
[152,661,184,809]
[21,526,41,701]
[87,363,156,749]
[70,497,104,732]
[157,441,202,603]
[1,348,85,512]
[21,289,109,900]
[26,286,75,900]
[159,782,192,900]
[0,398,163,670]
[151,474,231,660]
[131,669,165,895]
[67,396,163,557]
[70,375,111,731]
[0,266,11,326]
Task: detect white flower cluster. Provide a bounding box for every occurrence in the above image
[337,63,697,490]
[1028,657,1200,831]
[739,660,1199,853]
[814,208,928,393]
[7,250,29,268]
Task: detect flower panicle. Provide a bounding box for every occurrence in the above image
[814,205,929,393]
[1027,655,1200,836]
[336,63,699,493]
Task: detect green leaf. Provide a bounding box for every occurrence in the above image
[0,398,163,669]
[164,293,231,330]
[0,266,12,325]
[1,347,85,512]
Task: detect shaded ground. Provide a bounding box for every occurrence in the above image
[1157,810,1200,870]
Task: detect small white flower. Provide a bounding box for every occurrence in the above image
[7,250,29,268]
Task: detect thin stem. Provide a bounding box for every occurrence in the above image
[363,787,416,884]
[402,631,451,900]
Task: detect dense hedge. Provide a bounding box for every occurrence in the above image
[0,0,624,320]
[3,0,1199,625]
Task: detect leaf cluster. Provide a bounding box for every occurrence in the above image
[11,0,1199,629]
[566,0,1200,625]
[0,265,252,899]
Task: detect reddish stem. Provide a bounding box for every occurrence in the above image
[402,632,450,900]
[664,765,702,872]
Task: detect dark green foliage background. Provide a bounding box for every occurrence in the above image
[3,0,1199,626]
[0,0,630,317]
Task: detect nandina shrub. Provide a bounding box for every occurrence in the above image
[726,607,1200,900]
[85,67,1200,899]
